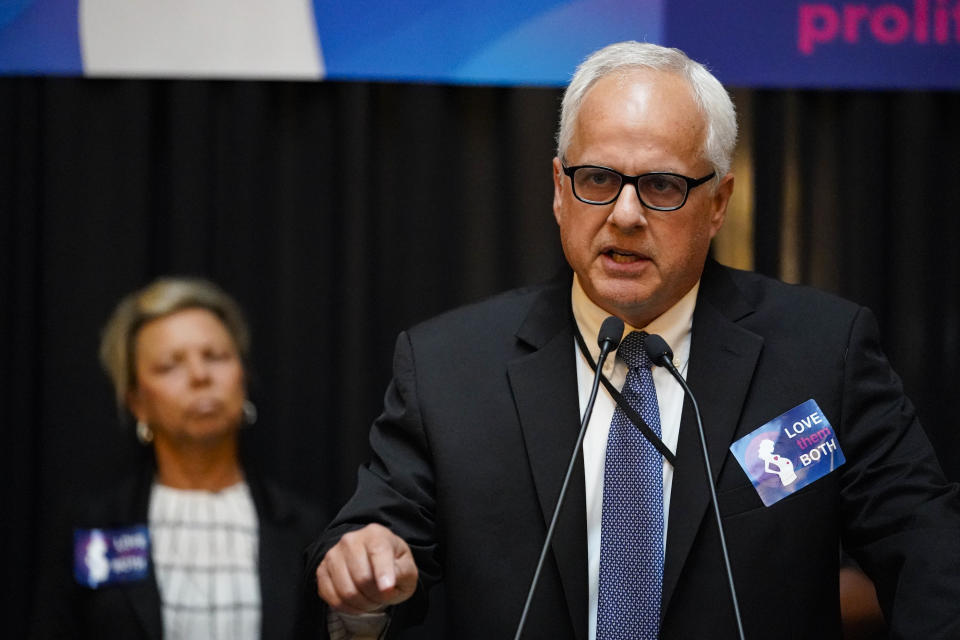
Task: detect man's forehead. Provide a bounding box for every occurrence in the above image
[571,69,706,155]
[581,68,697,113]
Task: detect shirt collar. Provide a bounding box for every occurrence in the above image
[571,273,698,370]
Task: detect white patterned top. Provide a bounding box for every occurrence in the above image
[149,481,260,640]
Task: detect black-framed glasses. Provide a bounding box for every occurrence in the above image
[562,164,715,211]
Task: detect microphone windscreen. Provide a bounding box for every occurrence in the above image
[598,316,625,349]
[644,333,674,366]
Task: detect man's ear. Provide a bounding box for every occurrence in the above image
[552,157,565,225]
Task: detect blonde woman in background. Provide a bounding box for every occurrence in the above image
[33,277,324,639]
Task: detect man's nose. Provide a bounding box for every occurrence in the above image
[607,182,649,228]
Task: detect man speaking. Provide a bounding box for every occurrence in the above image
[307,41,960,639]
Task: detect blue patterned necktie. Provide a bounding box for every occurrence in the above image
[597,330,664,640]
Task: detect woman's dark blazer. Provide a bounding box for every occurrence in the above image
[32,457,326,640]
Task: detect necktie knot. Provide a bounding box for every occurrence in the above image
[617,330,651,371]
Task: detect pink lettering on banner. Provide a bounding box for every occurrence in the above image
[799,4,840,54]
[873,5,911,43]
[916,0,929,42]
[843,4,871,43]
[798,0,960,54]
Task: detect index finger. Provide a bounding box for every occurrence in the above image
[367,535,400,592]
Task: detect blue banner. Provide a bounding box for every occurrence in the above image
[1,1,958,88]
[313,0,662,85]
[666,0,960,88]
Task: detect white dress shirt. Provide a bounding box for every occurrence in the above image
[571,274,696,640]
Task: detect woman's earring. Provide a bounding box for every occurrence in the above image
[136,420,154,444]
[242,400,258,426]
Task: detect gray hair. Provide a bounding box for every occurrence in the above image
[99,277,250,413]
[557,41,737,178]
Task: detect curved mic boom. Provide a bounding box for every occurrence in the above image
[643,333,746,640]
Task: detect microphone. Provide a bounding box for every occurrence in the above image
[513,316,624,640]
[643,334,746,640]
[597,316,625,353]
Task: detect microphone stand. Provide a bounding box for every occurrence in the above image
[513,317,623,640]
[645,335,746,640]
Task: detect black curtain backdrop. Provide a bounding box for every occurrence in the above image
[752,89,960,486]
[2,78,958,637]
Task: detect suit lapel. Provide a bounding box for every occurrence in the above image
[121,463,164,640]
[250,478,297,640]
[661,261,763,615]
[507,277,588,640]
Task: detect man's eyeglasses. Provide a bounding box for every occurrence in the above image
[562,164,715,211]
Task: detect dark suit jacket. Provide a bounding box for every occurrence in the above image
[33,458,325,640]
[311,260,960,639]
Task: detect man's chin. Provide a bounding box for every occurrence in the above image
[589,268,653,295]
[589,284,661,325]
